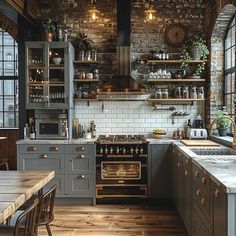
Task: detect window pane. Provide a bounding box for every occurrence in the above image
[232,46,235,67]
[226,29,232,49]
[0,28,19,127]
[226,49,232,69]
[4,80,14,95]
[225,74,232,93]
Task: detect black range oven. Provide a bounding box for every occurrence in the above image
[96,135,148,200]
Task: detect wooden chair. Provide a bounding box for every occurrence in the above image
[12,185,57,236]
[0,159,9,170]
[35,185,56,236]
[0,198,39,236]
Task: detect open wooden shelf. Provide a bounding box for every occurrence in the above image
[73,79,100,83]
[147,60,203,64]
[73,60,99,65]
[147,79,205,83]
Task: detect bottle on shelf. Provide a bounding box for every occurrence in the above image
[23,123,30,139]
[29,125,36,140]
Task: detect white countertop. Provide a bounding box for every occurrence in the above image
[175,141,236,193]
[16,138,97,144]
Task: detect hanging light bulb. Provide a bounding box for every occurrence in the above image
[88,0,101,23]
[144,1,157,23]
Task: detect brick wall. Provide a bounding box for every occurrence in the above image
[38,0,207,135]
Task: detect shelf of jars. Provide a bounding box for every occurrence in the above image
[147,98,205,104]
[73,79,100,83]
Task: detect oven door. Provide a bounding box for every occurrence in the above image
[101,161,141,180]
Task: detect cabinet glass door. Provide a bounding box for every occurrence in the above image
[26,42,69,109]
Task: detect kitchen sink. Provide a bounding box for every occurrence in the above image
[190,148,236,155]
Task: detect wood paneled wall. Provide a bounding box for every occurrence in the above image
[0,129,19,170]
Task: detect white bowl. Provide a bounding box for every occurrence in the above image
[53,57,62,64]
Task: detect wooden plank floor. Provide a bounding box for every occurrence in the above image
[38,203,188,236]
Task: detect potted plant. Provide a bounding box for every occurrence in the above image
[41,19,56,42]
[215,106,233,136]
[180,34,209,77]
[71,31,95,60]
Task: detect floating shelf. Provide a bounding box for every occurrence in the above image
[147,60,203,64]
[147,79,205,83]
[73,79,100,83]
[73,60,99,64]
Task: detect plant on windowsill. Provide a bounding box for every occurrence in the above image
[215,106,233,136]
[40,19,56,42]
[180,34,209,78]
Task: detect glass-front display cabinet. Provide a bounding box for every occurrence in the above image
[25,42,74,109]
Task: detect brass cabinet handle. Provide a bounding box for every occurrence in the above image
[77,175,85,179]
[49,147,58,151]
[27,146,36,152]
[214,189,220,198]
[76,154,85,159]
[201,198,206,205]
[184,170,188,176]
[195,171,199,177]
[76,147,85,151]
[196,189,200,196]
[201,176,206,184]
[39,154,47,159]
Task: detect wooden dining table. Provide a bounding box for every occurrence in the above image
[0,170,55,223]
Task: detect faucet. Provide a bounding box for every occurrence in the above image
[209,115,236,149]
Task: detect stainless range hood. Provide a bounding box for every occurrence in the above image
[97,0,146,95]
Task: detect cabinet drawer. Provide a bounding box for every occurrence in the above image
[68,144,96,154]
[192,164,209,195]
[193,183,211,220]
[68,153,95,174]
[67,174,95,196]
[43,174,65,196]
[18,144,65,154]
[20,154,65,174]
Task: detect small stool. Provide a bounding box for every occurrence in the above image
[0,159,9,170]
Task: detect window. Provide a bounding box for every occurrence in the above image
[0,28,18,128]
[224,16,235,116]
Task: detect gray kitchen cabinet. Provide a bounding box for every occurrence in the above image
[17,142,96,204]
[66,144,96,205]
[192,162,212,235]
[211,180,227,236]
[25,42,74,110]
[148,144,170,199]
[17,143,66,196]
[172,148,192,234]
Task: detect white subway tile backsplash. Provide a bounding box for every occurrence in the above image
[74,101,204,135]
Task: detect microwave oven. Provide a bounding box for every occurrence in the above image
[35,119,68,139]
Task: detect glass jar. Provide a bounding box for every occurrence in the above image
[175,86,182,98]
[197,86,204,99]
[182,86,189,99]
[156,89,162,99]
[93,69,100,80]
[190,87,197,99]
[91,50,97,61]
[162,89,168,99]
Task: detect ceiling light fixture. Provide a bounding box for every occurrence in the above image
[88,0,101,23]
[144,1,156,23]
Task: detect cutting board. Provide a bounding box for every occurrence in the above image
[181,139,220,146]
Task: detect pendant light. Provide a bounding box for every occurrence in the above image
[88,0,101,23]
[144,1,156,23]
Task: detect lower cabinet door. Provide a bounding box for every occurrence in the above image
[192,207,211,236]
[43,174,65,196]
[67,174,95,196]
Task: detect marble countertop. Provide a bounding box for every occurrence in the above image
[16,138,97,144]
[175,141,236,193]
